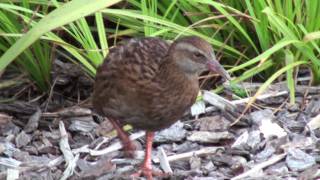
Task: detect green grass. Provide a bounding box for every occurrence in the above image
[0,0,121,90]
[0,0,319,104]
[0,1,52,91]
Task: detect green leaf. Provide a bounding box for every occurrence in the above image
[0,0,121,71]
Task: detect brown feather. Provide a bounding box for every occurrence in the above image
[93,36,223,131]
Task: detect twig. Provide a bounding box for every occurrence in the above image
[153,146,224,163]
[94,137,111,150]
[42,106,92,118]
[231,153,286,180]
[48,156,64,168]
[90,131,145,156]
[203,90,287,113]
[230,91,288,126]
[44,78,58,112]
[72,131,145,156]
[230,91,288,105]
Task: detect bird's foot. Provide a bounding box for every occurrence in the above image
[106,118,137,158]
[123,140,136,158]
[130,166,167,180]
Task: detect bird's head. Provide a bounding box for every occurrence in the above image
[169,36,230,80]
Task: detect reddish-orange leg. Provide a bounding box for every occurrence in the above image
[131,131,165,180]
[107,118,136,157]
[141,131,154,174]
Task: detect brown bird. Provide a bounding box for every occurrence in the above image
[92,36,230,179]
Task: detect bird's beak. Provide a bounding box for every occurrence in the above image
[207,53,231,81]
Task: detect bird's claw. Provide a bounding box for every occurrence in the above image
[123,141,136,158]
[130,167,168,180]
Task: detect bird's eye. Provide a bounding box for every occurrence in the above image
[194,52,204,58]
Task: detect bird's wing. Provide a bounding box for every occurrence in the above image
[92,38,169,116]
[96,37,169,86]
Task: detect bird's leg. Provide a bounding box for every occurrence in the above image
[141,131,154,172]
[107,118,136,158]
[131,131,166,180]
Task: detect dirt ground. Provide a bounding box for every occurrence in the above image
[1,60,320,180]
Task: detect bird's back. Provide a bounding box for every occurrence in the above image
[96,37,169,83]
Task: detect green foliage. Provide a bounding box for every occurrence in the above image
[0,0,121,91]
[0,1,52,91]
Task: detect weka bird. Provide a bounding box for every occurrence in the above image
[92,36,230,179]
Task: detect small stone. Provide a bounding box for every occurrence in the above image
[256,146,276,162]
[230,156,247,175]
[78,157,116,178]
[12,150,31,162]
[172,141,198,153]
[211,155,234,166]
[305,99,320,116]
[259,118,287,138]
[202,161,215,172]
[24,145,39,155]
[191,100,206,117]
[290,135,315,149]
[286,120,305,133]
[95,120,114,136]
[286,148,316,171]
[187,131,233,143]
[189,155,202,170]
[155,121,187,142]
[170,170,191,179]
[266,162,288,175]
[51,169,63,180]
[6,169,19,180]
[232,130,261,151]
[197,115,230,131]
[298,165,319,180]
[43,130,60,141]
[0,113,11,126]
[208,171,229,179]
[287,103,300,112]
[307,114,320,131]
[247,130,261,151]
[232,156,247,166]
[250,109,274,126]
[170,160,189,170]
[1,122,20,136]
[15,131,31,148]
[232,130,249,149]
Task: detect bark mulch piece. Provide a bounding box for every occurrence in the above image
[1,61,320,179]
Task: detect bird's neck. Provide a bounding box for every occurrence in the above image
[158,59,199,90]
[156,58,200,115]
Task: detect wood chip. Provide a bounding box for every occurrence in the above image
[231,153,286,180]
[59,121,79,180]
[307,114,320,130]
[15,131,31,148]
[158,147,173,173]
[6,168,19,180]
[187,131,233,143]
[153,147,224,163]
[24,108,41,133]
